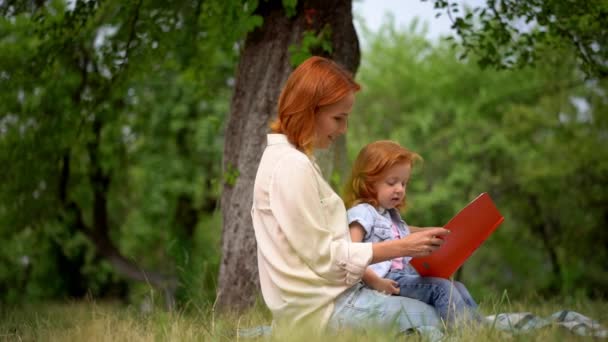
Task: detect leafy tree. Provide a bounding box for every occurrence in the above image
[2,0,605,312]
[429,0,608,78]
[217,0,361,311]
[0,0,358,310]
[350,18,608,298]
[0,0,251,305]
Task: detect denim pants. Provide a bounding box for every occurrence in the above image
[328,282,442,335]
[386,270,480,325]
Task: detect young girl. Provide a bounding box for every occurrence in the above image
[344,140,479,326]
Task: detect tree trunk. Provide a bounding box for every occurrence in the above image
[217,0,360,311]
[76,117,178,308]
[62,55,179,306]
[315,135,348,190]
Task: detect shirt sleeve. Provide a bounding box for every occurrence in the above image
[401,220,412,235]
[347,204,375,241]
[269,154,373,285]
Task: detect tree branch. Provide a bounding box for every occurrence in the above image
[117,0,143,77]
[83,116,177,307]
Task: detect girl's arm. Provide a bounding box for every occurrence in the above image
[361,268,400,294]
[349,222,400,294]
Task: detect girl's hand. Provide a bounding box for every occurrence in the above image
[370,278,400,295]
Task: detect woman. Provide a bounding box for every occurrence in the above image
[251,56,450,334]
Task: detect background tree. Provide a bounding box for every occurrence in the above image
[217,0,360,311]
[0,0,254,306]
[1,0,606,314]
[351,18,608,299]
[429,0,608,78]
[216,0,607,309]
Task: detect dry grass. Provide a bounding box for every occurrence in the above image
[1,295,606,341]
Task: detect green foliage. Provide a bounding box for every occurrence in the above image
[2,0,605,307]
[0,0,252,305]
[429,0,608,78]
[288,24,333,67]
[223,163,241,187]
[282,0,298,18]
[350,19,608,299]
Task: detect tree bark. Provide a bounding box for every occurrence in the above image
[60,54,179,305]
[77,117,178,308]
[527,195,562,294]
[217,0,360,311]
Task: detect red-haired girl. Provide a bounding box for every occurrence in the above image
[252,56,450,334]
[344,140,480,326]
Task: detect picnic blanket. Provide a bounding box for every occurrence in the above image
[487,310,607,338]
[237,310,607,340]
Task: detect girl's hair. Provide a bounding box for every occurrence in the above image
[270,56,360,155]
[343,140,422,210]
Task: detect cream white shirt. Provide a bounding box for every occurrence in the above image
[251,134,373,328]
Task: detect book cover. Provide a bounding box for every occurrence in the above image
[410,193,504,279]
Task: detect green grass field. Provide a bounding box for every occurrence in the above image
[1,295,606,341]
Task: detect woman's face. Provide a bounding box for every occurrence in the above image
[313,92,355,149]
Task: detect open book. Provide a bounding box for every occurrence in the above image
[409,193,504,279]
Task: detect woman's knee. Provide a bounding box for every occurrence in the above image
[388,296,441,328]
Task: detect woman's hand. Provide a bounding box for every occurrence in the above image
[371,227,449,263]
[401,227,449,257]
[370,277,400,295]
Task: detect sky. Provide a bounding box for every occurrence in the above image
[353,0,486,41]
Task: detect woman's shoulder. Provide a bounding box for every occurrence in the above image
[266,146,312,170]
[265,147,320,186]
[280,145,310,161]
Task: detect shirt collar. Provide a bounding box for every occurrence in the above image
[378,207,404,222]
[267,133,321,171]
[378,207,390,216]
[267,133,293,146]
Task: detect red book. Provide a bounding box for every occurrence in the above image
[410,193,504,279]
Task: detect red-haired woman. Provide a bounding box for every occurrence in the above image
[251,56,449,335]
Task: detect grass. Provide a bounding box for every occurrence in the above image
[0,295,606,341]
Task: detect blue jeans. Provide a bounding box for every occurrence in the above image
[386,270,480,325]
[328,283,442,335]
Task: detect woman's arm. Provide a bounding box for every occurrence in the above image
[370,227,449,263]
[349,218,449,265]
[409,225,445,233]
[270,155,372,285]
[409,225,423,233]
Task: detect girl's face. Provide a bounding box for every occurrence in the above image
[313,92,355,149]
[373,162,411,210]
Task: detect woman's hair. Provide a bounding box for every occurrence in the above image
[270,56,360,155]
[343,140,422,210]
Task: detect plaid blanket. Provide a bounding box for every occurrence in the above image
[237,310,607,340]
[487,310,607,338]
